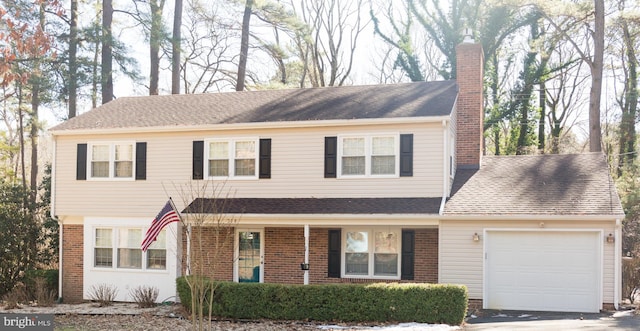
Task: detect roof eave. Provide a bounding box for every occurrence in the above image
[49,115,452,136]
[442,213,625,221]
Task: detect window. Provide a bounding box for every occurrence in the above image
[338,135,398,177]
[88,142,135,179]
[94,228,113,267]
[92,227,166,271]
[117,229,142,269]
[146,230,167,270]
[206,139,258,178]
[343,228,400,278]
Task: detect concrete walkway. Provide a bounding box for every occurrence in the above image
[464,309,640,330]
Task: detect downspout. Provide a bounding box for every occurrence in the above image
[439,120,448,215]
[52,137,63,301]
[614,218,622,310]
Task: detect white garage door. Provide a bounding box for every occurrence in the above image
[485,231,601,313]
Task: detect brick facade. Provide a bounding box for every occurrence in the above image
[181,226,234,281]
[62,224,84,303]
[182,226,439,285]
[455,42,484,169]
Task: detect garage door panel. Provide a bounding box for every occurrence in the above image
[486,231,600,313]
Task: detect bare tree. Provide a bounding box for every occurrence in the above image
[293,0,368,87]
[172,181,238,331]
[181,0,237,93]
[543,0,605,152]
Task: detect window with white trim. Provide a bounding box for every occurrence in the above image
[206,139,258,178]
[118,228,142,269]
[94,228,113,267]
[338,135,398,177]
[343,228,400,278]
[146,230,167,270]
[92,227,167,270]
[89,142,135,179]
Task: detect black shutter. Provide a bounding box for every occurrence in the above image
[401,229,415,280]
[76,143,87,180]
[192,141,204,180]
[259,139,271,179]
[324,137,337,178]
[328,229,341,278]
[400,134,413,177]
[135,142,147,180]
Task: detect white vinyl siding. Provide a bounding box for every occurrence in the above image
[438,220,616,306]
[53,122,445,218]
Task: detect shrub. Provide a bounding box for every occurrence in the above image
[176,277,467,325]
[130,285,159,308]
[23,269,58,303]
[33,278,56,307]
[87,283,118,307]
[2,283,28,309]
[623,257,640,304]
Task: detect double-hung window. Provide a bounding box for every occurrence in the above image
[88,142,135,179]
[94,228,113,267]
[146,230,167,270]
[338,135,398,177]
[343,228,400,279]
[117,229,142,269]
[92,227,167,271]
[206,139,258,178]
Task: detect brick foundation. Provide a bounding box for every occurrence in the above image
[61,224,84,303]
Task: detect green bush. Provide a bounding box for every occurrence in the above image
[176,277,467,325]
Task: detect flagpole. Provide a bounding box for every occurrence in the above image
[169,197,191,276]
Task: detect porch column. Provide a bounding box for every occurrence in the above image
[304,224,309,285]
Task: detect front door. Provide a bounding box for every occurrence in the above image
[237,230,263,283]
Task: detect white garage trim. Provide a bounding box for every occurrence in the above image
[483,229,603,313]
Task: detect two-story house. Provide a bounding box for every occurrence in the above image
[50,40,624,313]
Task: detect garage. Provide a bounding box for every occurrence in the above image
[485,230,602,313]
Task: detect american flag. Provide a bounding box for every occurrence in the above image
[141,200,180,252]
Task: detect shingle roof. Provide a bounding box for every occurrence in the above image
[183,197,442,215]
[444,153,625,216]
[50,81,458,132]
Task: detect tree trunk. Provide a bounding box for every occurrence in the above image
[589,0,604,152]
[149,0,164,95]
[171,0,182,94]
[101,0,114,103]
[236,0,253,91]
[618,18,637,174]
[538,81,546,153]
[30,2,46,207]
[68,0,78,118]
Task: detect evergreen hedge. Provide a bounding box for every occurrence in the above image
[176,277,467,325]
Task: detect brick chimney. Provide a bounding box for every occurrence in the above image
[455,39,484,170]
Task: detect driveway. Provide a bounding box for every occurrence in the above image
[464,309,640,330]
